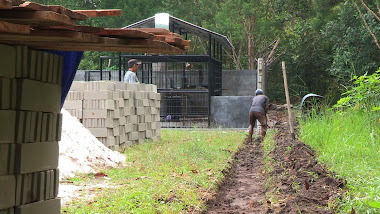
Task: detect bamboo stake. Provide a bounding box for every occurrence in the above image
[281,61,295,139]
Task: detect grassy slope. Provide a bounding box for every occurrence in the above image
[62,129,246,213]
[300,110,380,213]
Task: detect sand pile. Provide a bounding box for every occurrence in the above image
[58,109,126,179]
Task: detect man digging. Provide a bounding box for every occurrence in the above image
[248,89,270,142]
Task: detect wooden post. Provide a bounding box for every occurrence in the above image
[281,61,295,139]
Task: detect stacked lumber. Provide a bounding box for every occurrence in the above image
[0,1,190,54]
[0,44,62,214]
[64,81,161,150]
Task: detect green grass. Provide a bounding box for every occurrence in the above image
[299,110,380,213]
[62,129,246,214]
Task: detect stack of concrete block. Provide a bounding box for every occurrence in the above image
[64,81,161,150]
[0,44,62,213]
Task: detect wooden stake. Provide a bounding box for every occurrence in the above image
[281,61,295,139]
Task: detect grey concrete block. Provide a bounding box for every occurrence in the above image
[56,113,62,141]
[35,112,42,142]
[0,44,16,78]
[15,198,60,214]
[83,90,113,100]
[87,128,108,138]
[15,142,59,174]
[53,169,59,198]
[41,52,49,82]
[16,79,61,113]
[63,100,82,110]
[82,109,107,119]
[20,173,33,205]
[35,51,42,81]
[0,175,16,210]
[0,110,16,143]
[37,172,44,202]
[15,46,28,79]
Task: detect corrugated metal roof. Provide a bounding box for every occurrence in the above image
[123,15,234,50]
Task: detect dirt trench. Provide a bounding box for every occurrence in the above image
[204,108,344,214]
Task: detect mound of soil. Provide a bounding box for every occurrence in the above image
[204,107,344,214]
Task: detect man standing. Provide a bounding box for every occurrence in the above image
[124,59,141,83]
[248,89,269,142]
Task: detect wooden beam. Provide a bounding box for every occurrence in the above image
[0,30,99,43]
[94,28,155,40]
[136,28,172,35]
[0,0,11,9]
[36,25,104,33]
[73,9,122,17]
[0,11,76,26]
[12,1,50,11]
[47,5,87,21]
[0,21,30,34]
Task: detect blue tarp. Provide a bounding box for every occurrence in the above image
[44,51,84,108]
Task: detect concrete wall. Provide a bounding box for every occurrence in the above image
[0,45,62,213]
[222,70,257,96]
[64,81,161,150]
[210,96,253,128]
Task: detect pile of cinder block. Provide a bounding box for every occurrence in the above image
[64,81,161,150]
[0,45,62,213]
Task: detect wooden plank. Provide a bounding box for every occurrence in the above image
[30,29,99,43]
[0,21,30,34]
[73,9,122,17]
[36,25,104,33]
[94,28,154,40]
[136,28,172,35]
[0,11,76,26]
[154,35,165,41]
[0,0,11,9]
[0,30,99,43]
[0,39,183,54]
[48,5,87,21]
[12,1,50,11]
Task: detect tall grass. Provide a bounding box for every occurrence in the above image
[300,110,380,213]
[62,129,246,214]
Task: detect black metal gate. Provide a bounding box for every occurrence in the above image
[94,55,222,128]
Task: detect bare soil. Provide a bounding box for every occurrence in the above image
[204,108,344,214]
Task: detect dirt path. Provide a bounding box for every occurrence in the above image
[204,108,344,214]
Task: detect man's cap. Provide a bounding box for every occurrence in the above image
[128,59,142,68]
[255,89,264,95]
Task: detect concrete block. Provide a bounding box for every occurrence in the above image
[151,84,157,93]
[130,115,138,124]
[83,109,107,119]
[15,198,60,214]
[115,82,128,90]
[113,92,120,100]
[44,170,50,200]
[139,131,146,139]
[113,127,120,136]
[49,170,54,199]
[0,110,16,143]
[35,51,42,81]
[15,142,59,174]
[20,173,33,205]
[142,99,149,107]
[57,55,63,86]
[105,137,115,147]
[124,124,132,133]
[16,80,61,113]
[32,173,38,203]
[0,78,16,110]
[0,175,16,210]
[0,44,16,78]
[88,81,115,91]
[15,46,27,79]
[48,54,55,83]
[63,100,82,110]
[130,132,139,141]
[24,111,32,143]
[134,91,143,100]
[119,117,126,126]
[37,172,44,201]
[40,113,48,142]
[127,83,139,91]
[123,91,131,99]
[136,107,144,115]
[146,130,152,138]
[41,52,49,82]
[53,169,59,198]
[56,113,62,141]
[28,49,37,80]
[139,84,146,91]
[70,81,88,91]
[123,107,131,116]
[87,128,108,137]
[138,115,145,123]
[0,144,14,176]
[83,91,113,100]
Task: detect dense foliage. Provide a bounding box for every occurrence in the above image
[34,0,379,101]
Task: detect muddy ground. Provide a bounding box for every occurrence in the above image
[204,107,344,214]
